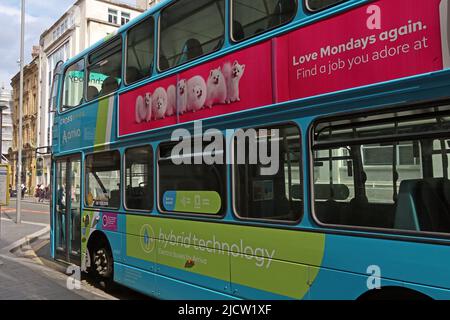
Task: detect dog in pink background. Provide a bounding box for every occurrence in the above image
[166,84,176,117]
[177,79,188,115]
[135,93,152,124]
[152,87,168,120]
[187,75,207,112]
[205,67,227,108]
[223,60,246,103]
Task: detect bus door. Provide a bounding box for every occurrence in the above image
[55,156,82,265]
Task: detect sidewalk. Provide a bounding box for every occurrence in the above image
[0,212,113,300]
[0,217,48,253]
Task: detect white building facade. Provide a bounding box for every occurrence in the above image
[0,85,13,162]
[38,0,143,186]
[136,0,163,10]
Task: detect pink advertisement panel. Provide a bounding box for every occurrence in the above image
[119,0,448,137]
[119,42,273,136]
[176,41,273,125]
[119,75,178,136]
[275,0,446,101]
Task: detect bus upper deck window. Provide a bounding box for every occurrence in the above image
[159,0,225,71]
[306,0,345,12]
[62,59,85,111]
[126,17,154,85]
[87,37,123,101]
[232,0,297,42]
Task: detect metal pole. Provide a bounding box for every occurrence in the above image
[17,0,25,224]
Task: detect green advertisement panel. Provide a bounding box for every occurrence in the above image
[126,216,326,299]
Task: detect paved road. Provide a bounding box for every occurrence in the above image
[2,198,50,225]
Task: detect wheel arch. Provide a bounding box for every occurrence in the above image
[357,286,433,300]
[87,230,112,253]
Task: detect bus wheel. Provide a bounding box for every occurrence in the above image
[91,242,114,291]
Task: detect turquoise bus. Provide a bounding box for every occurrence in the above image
[49,0,450,299]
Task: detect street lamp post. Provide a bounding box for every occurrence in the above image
[17,0,25,224]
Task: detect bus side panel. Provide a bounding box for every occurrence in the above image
[114,262,156,297]
[115,261,237,300]
[309,266,404,300]
[57,96,117,154]
[81,211,123,271]
[125,215,232,295]
[124,215,328,300]
[155,272,237,300]
[229,228,326,300]
[230,260,310,300]
[403,282,450,300]
[122,218,157,294]
[317,234,450,292]
[310,268,450,300]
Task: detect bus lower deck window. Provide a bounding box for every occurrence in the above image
[125,146,153,211]
[233,124,303,223]
[158,139,227,216]
[85,151,121,209]
[312,104,450,235]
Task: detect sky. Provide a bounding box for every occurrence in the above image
[0,0,136,90]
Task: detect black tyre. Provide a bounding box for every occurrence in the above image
[90,242,114,291]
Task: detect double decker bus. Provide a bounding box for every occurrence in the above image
[49,0,450,299]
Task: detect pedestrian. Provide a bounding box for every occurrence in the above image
[39,184,45,202]
[21,183,26,198]
[45,186,50,200]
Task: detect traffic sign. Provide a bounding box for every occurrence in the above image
[0,165,10,206]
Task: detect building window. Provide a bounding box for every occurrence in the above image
[362,143,421,167]
[85,151,121,209]
[108,9,118,25]
[121,12,130,25]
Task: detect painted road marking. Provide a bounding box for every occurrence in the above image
[0,217,48,227]
[1,208,49,215]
